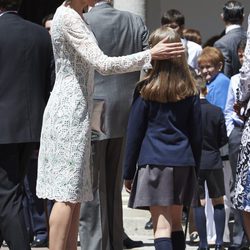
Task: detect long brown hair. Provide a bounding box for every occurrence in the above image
[140,26,198,103]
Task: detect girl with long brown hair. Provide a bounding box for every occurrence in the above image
[123,26,202,250]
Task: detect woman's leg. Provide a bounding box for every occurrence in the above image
[66,203,81,250]
[242,211,250,241]
[49,201,76,250]
[171,205,186,250]
[150,205,173,250]
[211,197,225,246]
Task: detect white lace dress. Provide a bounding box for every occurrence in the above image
[233,15,250,211]
[36,3,151,203]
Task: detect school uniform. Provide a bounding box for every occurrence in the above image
[197,99,228,199]
[123,92,202,209]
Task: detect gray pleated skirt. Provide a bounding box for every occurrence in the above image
[128,165,197,210]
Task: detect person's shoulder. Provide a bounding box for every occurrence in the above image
[133,80,148,101]
[23,19,43,30]
[185,94,200,102]
[220,72,230,80]
[56,4,80,27]
[21,18,50,37]
[215,72,230,83]
[215,29,245,45]
[114,8,144,23]
[203,99,223,113]
[231,73,240,81]
[186,40,202,51]
[214,33,227,46]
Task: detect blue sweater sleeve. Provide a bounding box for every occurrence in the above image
[123,96,149,180]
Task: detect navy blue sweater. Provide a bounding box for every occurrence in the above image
[123,94,202,180]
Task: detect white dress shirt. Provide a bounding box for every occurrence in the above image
[224,73,244,137]
[181,38,202,71]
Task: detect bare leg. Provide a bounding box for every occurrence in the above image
[150,205,172,238]
[66,203,81,250]
[243,211,250,241]
[49,201,76,250]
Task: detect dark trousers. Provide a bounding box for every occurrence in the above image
[23,154,53,242]
[228,126,246,246]
[79,138,124,250]
[0,143,35,250]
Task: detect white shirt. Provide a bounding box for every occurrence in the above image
[225,24,241,34]
[181,38,202,71]
[224,73,244,136]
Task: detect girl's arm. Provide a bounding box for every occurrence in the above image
[123,96,149,182]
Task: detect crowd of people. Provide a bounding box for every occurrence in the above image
[1,0,250,250]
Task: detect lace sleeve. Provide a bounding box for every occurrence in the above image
[62,11,151,75]
[240,15,250,101]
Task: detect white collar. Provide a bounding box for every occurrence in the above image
[225,24,241,34]
[95,1,108,7]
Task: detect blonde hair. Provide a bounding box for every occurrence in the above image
[198,46,224,67]
[140,26,198,103]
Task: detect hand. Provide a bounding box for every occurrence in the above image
[150,38,185,60]
[124,180,133,193]
[233,101,247,121]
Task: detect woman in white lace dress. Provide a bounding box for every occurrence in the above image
[36,0,185,249]
[233,14,250,242]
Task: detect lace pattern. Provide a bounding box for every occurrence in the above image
[36,3,151,203]
[239,15,250,101]
[233,15,250,211]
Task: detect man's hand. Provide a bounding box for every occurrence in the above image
[234,101,247,121]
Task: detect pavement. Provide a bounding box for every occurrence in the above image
[0,189,202,250]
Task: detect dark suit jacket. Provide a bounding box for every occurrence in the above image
[214,27,246,78]
[199,99,228,169]
[0,12,54,144]
[84,3,149,140]
[123,94,202,180]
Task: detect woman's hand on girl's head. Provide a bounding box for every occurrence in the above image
[124,180,133,193]
[150,39,185,60]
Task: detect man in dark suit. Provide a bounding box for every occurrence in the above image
[79,1,148,249]
[0,0,54,249]
[214,0,246,78]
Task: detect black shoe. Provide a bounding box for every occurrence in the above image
[214,244,224,250]
[189,231,200,243]
[144,217,153,230]
[123,237,143,249]
[30,238,48,248]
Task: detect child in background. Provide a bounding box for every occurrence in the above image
[123,26,202,250]
[194,81,228,250]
